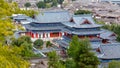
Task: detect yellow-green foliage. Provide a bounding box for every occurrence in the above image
[0,0,36,67]
[0,0,37,41]
[0,45,30,68]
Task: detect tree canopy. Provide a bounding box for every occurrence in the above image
[67,36,100,68]
[33,39,44,48]
[11,36,32,47]
[24,2,31,8]
[108,60,120,68]
[74,10,91,15]
[0,45,30,68]
[36,1,46,8]
[46,41,52,47]
[48,51,66,68]
[0,0,37,67]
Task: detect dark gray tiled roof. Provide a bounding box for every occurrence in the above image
[99,43,120,59]
[100,29,116,39]
[61,14,102,28]
[62,22,102,28]
[63,27,104,35]
[13,14,38,24]
[24,22,64,31]
[35,11,71,23]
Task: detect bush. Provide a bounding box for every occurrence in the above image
[33,39,44,48]
[11,36,32,47]
[46,41,52,47]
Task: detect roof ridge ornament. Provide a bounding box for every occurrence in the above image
[80,19,91,25]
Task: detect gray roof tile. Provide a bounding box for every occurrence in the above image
[35,11,71,23]
[99,43,120,59]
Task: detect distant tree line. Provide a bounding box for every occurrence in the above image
[74,10,92,15]
[36,0,64,9]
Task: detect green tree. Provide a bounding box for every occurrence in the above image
[108,60,120,68]
[67,36,100,68]
[19,36,32,44]
[117,35,120,42]
[74,10,91,15]
[24,2,31,10]
[48,51,66,68]
[11,38,24,47]
[46,41,52,47]
[11,36,32,47]
[65,58,76,68]
[52,0,58,7]
[33,39,44,48]
[36,1,46,8]
[0,0,37,67]
[20,42,35,58]
[0,45,30,68]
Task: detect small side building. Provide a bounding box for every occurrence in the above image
[97,43,120,62]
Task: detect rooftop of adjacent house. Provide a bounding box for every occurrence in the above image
[53,36,102,49]
[100,29,116,40]
[98,43,120,59]
[62,14,103,28]
[35,11,71,23]
[13,14,38,24]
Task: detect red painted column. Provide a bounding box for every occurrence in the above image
[32,33,34,38]
[43,33,45,38]
[36,33,38,38]
[50,33,52,38]
[59,32,62,37]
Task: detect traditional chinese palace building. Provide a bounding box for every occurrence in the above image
[13,11,119,61]
[13,11,116,43]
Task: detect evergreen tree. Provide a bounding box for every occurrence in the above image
[46,41,52,47]
[68,36,100,68]
[52,0,58,7]
[24,2,31,10]
[36,1,46,8]
[33,39,44,48]
[48,51,66,68]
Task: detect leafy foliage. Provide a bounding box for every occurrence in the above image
[24,2,31,8]
[11,36,32,47]
[11,36,36,58]
[47,36,100,68]
[33,39,44,48]
[36,1,46,8]
[20,42,35,58]
[48,51,66,68]
[46,41,52,47]
[36,0,64,8]
[0,45,30,68]
[67,36,100,68]
[108,60,120,68]
[0,0,38,67]
[51,0,58,7]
